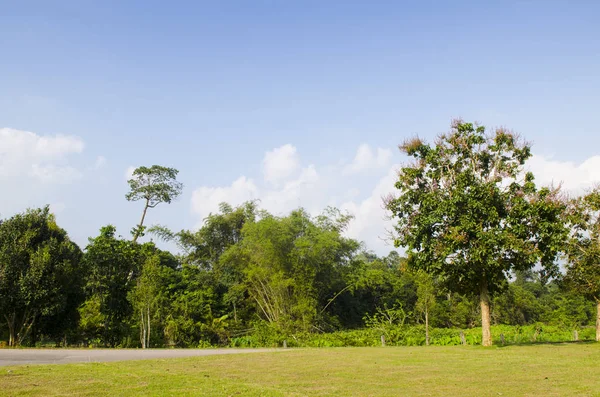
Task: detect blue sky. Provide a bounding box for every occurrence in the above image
[1,0,599,254]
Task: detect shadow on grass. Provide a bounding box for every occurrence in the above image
[494,340,596,348]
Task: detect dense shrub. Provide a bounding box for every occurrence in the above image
[228,324,596,348]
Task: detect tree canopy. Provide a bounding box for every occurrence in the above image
[126,165,183,242]
[564,186,600,340]
[385,120,567,345]
[0,207,83,346]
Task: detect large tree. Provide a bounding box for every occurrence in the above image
[126,165,183,242]
[386,120,566,346]
[221,207,360,333]
[564,186,600,340]
[0,207,83,346]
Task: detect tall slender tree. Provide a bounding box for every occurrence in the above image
[126,165,183,243]
[414,271,436,346]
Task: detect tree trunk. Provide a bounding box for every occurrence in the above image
[132,200,150,243]
[17,311,36,347]
[596,300,600,342]
[147,306,151,348]
[140,309,146,349]
[425,307,430,346]
[5,314,15,347]
[480,280,492,347]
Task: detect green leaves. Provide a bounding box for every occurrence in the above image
[125,165,183,206]
[126,165,183,242]
[222,207,360,333]
[564,186,600,301]
[0,206,83,346]
[387,120,567,296]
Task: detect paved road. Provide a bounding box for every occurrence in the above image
[0,348,281,366]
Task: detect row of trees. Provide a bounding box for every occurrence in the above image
[0,203,595,348]
[0,121,598,347]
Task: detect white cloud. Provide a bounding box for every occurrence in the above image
[29,164,82,184]
[189,144,322,224]
[340,165,399,254]
[0,127,90,222]
[191,176,259,222]
[190,143,398,254]
[344,144,392,174]
[33,134,84,157]
[125,166,136,181]
[262,144,300,184]
[261,164,321,214]
[527,154,600,194]
[0,127,84,183]
[190,142,600,255]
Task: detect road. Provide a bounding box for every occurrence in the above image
[0,348,281,366]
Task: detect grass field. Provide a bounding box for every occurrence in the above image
[2,344,600,396]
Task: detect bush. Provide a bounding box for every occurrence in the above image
[229,323,596,348]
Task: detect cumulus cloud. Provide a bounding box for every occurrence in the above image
[191,176,259,222]
[261,164,321,214]
[344,144,392,174]
[527,154,600,194]
[29,164,82,184]
[190,143,398,253]
[262,144,300,185]
[0,127,84,183]
[340,165,399,254]
[190,142,600,255]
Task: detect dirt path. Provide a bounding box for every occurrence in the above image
[0,348,282,366]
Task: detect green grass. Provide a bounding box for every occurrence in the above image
[2,344,600,396]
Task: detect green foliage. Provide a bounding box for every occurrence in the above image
[431,292,479,328]
[0,206,83,346]
[415,271,436,320]
[228,323,596,348]
[81,226,138,346]
[128,252,178,348]
[492,283,543,325]
[386,120,568,345]
[161,264,223,347]
[125,165,183,206]
[81,225,178,347]
[176,201,258,269]
[388,120,566,294]
[126,165,183,241]
[0,185,593,349]
[564,187,600,301]
[220,207,360,334]
[364,301,410,334]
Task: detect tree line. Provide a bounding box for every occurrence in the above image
[1,121,599,348]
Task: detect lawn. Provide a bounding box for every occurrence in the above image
[2,344,600,396]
